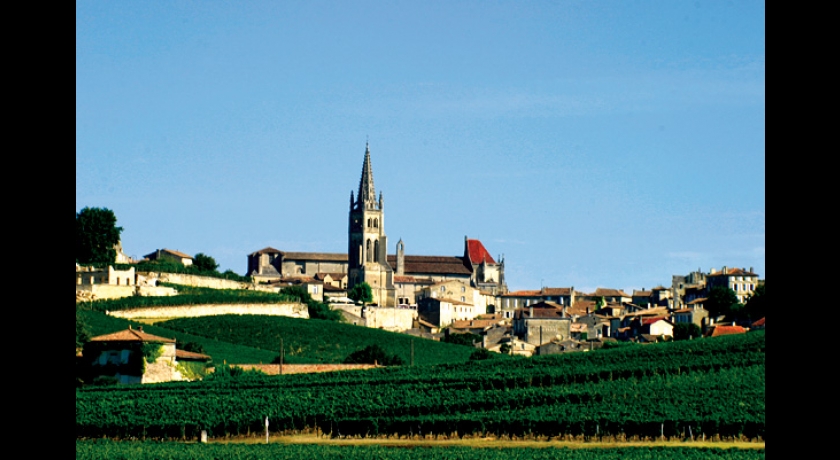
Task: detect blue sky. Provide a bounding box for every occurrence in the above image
[76,1,765,293]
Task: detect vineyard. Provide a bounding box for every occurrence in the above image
[76,331,765,441]
[158,314,479,365]
[76,441,765,460]
[80,310,277,364]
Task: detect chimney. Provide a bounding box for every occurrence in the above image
[749,266,753,274]
[530,306,534,318]
[722,266,727,274]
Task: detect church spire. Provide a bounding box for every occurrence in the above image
[357,141,376,209]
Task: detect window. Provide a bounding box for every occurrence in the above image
[461,296,465,302]
[440,286,446,292]
[461,286,466,292]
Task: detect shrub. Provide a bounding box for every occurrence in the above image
[343,344,404,366]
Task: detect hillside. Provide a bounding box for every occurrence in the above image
[158,314,477,365]
[80,310,277,364]
[76,331,765,441]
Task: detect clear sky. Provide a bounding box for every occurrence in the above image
[76,1,765,293]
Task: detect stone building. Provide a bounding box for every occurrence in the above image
[512,306,571,346]
[83,326,180,384]
[347,143,396,307]
[143,248,194,266]
[246,142,507,308]
[706,266,759,304]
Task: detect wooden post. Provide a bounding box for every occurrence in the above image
[200,430,207,443]
[265,416,269,444]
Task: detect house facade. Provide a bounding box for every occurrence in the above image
[706,266,760,304]
[143,249,194,266]
[83,327,182,384]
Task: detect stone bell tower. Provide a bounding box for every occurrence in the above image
[347,142,396,307]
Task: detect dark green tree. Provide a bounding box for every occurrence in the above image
[76,207,123,265]
[705,286,741,318]
[595,296,606,309]
[192,253,219,272]
[343,344,404,366]
[469,348,495,361]
[76,308,91,349]
[348,282,374,306]
[444,332,481,347]
[744,283,766,320]
[673,323,702,341]
[499,343,512,354]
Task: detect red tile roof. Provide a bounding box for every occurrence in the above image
[387,255,472,275]
[751,317,765,327]
[706,325,747,337]
[514,307,566,320]
[641,316,670,326]
[393,275,434,284]
[144,248,194,260]
[466,239,497,265]
[175,349,211,360]
[708,268,758,277]
[90,327,175,343]
[452,319,500,329]
[594,288,631,298]
[503,290,543,297]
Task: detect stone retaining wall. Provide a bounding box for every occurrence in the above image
[107,303,309,320]
[223,363,378,375]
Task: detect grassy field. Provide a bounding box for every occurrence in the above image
[158,314,479,365]
[76,440,765,460]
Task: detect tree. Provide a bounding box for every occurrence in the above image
[76,308,91,349]
[348,282,374,306]
[705,286,741,319]
[444,332,481,347]
[744,283,766,320]
[192,253,219,272]
[343,344,404,366]
[595,296,606,309]
[499,343,512,354]
[673,323,702,341]
[469,348,495,361]
[76,207,123,265]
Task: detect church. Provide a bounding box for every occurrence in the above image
[247,143,508,307]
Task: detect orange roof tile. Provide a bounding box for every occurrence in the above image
[466,239,497,265]
[707,325,746,337]
[90,327,175,343]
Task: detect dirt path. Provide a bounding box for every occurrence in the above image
[210,432,765,449]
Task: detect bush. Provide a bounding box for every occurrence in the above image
[444,332,481,347]
[468,348,495,361]
[343,344,404,366]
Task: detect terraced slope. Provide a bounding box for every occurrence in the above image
[159,314,477,365]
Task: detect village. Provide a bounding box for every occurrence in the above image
[76,145,765,386]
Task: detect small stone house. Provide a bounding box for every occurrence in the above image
[143,249,194,266]
[83,326,188,384]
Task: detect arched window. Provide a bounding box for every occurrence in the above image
[367,218,371,228]
[366,239,372,262]
[374,240,380,262]
[374,218,378,228]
